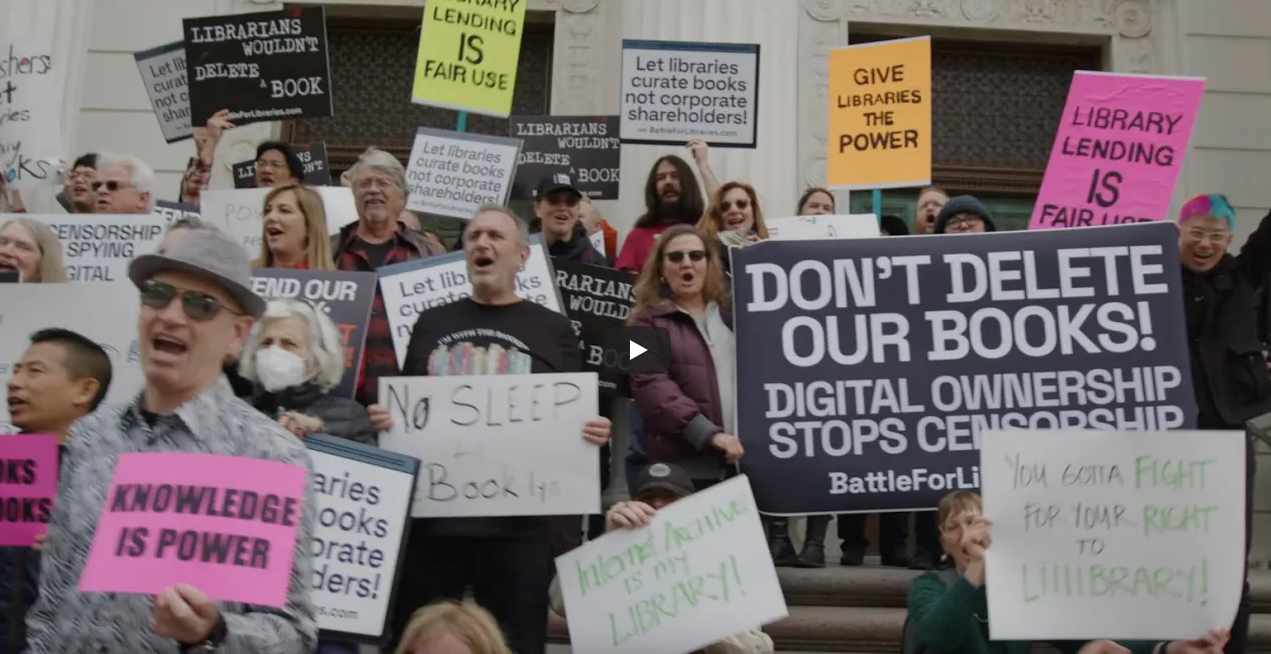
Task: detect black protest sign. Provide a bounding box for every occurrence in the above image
[306,434,418,641]
[552,258,635,396]
[509,116,620,200]
[0,271,20,283]
[249,269,377,399]
[732,222,1196,515]
[234,141,332,188]
[183,6,333,126]
[152,199,201,223]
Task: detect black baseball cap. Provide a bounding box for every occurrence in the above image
[633,463,694,501]
[535,173,582,200]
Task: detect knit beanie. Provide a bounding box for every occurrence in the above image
[933,195,996,234]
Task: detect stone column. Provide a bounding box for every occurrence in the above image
[0,0,94,212]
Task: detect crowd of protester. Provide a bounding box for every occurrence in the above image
[0,101,1261,654]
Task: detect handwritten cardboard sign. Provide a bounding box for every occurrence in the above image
[306,434,418,638]
[377,235,562,368]
[0,37,64,188]
[765,213,880,241]
[199,186,358,256]
[28,213,166,283]
[555,475,788,654]
[378,373,600,518]
[134,41,193,143]
[79,452,308,608]
[981,429,1245,640]
[249,268,376,399]
[1031,72,1205,229]
[0,434,59,546]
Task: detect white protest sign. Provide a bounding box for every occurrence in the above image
[555,475,787,654]
[133,41,192,143]
[403,127,522,219]
[0,283,144,430]
[0,36,65,188]
[29,213,165,283]
[378,373,600,518]
[766,213,879,241]
[620,40,760,148]
[199,186,358,256]
[981,429,1245,640]
[307,437,416,637]
[589,230,605,254]
[377,237,563,368]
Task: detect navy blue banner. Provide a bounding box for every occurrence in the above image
[731,222,1197,515]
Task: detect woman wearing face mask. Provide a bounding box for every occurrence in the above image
[0,218,67,283]
[628,224,741,490]
[697,181,769,275]
[239,299,375,445]
[254,183,336,270]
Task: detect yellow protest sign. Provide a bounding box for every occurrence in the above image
[411,0,526,118]
[826,36,931,190]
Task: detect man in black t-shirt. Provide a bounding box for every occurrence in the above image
[375,206,612,654]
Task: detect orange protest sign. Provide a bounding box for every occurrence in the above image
[826,37,932,190]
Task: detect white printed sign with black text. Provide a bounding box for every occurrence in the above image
[306,435,418,639]
[620,40,760,148]
[403,127,522,219]
[28,213,166,283]
[376,236,564,368]
[0,283,143,430]
[199,187,358,256]
[133,41,192,143]
[981,429,1245,641]
[0,36,65,188]
[378,373,600,518]
[555,475,788,654]
[765,214,879,241]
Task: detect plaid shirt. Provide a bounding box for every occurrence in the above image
[332,222,444,406]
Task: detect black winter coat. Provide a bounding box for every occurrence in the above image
[0,547,39,654]
[252,382,377,446]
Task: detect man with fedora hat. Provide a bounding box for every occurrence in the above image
[23,229,318,653]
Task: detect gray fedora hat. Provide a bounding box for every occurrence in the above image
[127,229,266,318]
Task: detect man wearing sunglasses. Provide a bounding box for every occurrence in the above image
[23,229,318,654]
[93,152,154,214]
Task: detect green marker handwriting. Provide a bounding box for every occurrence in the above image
[1134,456,1216,490]
[608,555,746,647]
[1020,559,1209,607]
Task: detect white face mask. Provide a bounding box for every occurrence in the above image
[255,346,309,392]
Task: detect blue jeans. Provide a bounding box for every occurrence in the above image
[624,400,647,496]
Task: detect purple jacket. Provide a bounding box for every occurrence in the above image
[629,301,732,478]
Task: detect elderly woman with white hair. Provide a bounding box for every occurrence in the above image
[92,152,154,214]
[239,298,375,445]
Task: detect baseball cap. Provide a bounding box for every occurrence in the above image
[633,463,695,500]
[127,229,266,319]
[535,173,582,200]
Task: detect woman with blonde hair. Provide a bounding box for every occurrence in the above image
[394,601,512,654]
[697,181,769,274]
[0,217,67,283]
[253,183,335,270]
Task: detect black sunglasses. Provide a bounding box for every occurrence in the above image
[139,279,240,321]
[91,180,130,192]
[721,199,750,211]
[664,250,707,264]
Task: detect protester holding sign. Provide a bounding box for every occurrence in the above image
[333,148,445,406]
[905,491,1230,654]
[253,184,336,271]
[61,154,100,214]
[913,185,950,235]
[797,187,836,216]
[629,224,741,487]
[613,151,710,272]
[933,195,998,234]
[1176,195,1271,653]
[252,141,305,188]
[531,174,607,265]
[240,299,374,445]
[93,153,155,214]
[0,218,67,283]
[0,329,113,653]
[697,181,769,274]
[22,229,319,653]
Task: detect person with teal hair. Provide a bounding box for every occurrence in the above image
[1176,192,1271,654]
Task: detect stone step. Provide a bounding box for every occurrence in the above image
[550,607,1271,652]
[775,565,1271,611]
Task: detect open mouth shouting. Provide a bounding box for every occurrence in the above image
[149,334,189,365]
[265,223,287,241]
[724,213,748,231]
[471,254,496,274]
[0,257,18,273]
[7,394,28,418]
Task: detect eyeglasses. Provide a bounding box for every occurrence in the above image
[946,215,984,229]
[91,180,132,193]
[664,250,707,264]
[139,279,241,321]
[721,199,750,211]
[255,160,289,171]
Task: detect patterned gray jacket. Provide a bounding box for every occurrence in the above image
[23,378,318,654]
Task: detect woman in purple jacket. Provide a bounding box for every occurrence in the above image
[627,224,743,490]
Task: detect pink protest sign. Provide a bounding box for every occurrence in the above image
[79,452,308,608]
[0,434,59,547]
[1030,71,1205,230]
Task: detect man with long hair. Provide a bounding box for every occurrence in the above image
[614,154,708,271]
